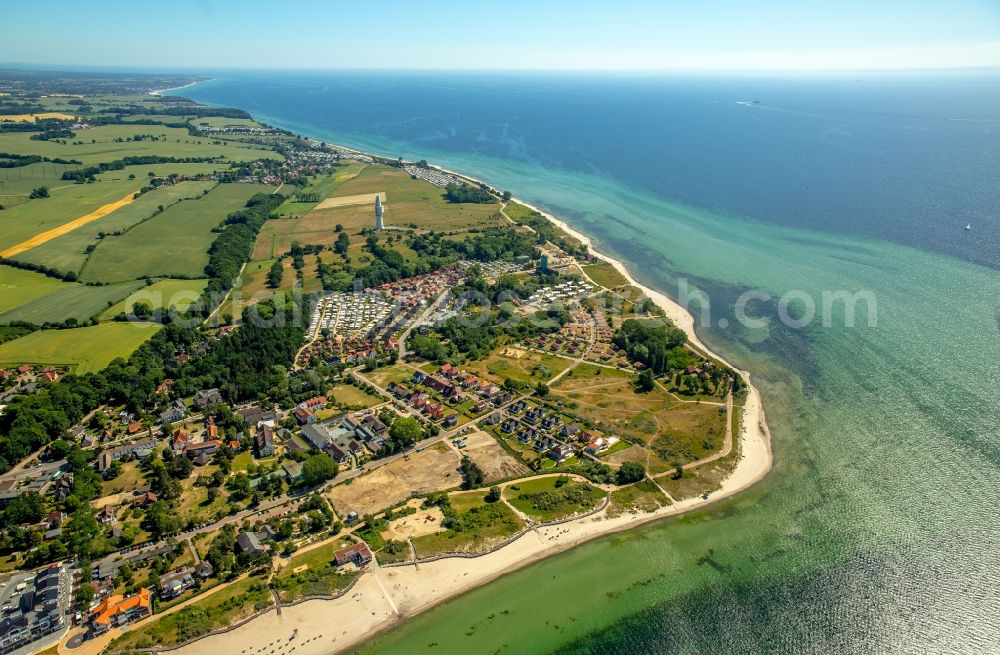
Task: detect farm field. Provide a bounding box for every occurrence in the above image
[273,163,366,216]
[81,183,273,282]
[0,279,146,324]
[0,123,279,166]
[0,162,78,203]
[13,181,217,274]
[96,162,226,182]
[99,279,209,318]
[0,265,69,313]
[0,179,139,252]
[0,321,161,372]
[255,164,500,258]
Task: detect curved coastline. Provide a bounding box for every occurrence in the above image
[166,164,773,655]
[156,90,773,654]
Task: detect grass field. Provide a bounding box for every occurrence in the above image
[0,279,146,324]
[253,164,501,260]
[0,264,70,313]
[505,476,605,522]
[550,363,728,468]
[328,382,384,409]
[0,179,139,252]
[0,322,160,372]
[99,279,209,319]
[582,262,629,289]
[81,183,273,282]
[410,500,523,557]
[96,163,226,182]
[0,123,279,167]
[0,162,78,202]
[462,350,574,386]
[13,181,217,275]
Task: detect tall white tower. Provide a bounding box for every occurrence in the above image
[374,195,384,231]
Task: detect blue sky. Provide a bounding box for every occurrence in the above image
[3,0,999,70]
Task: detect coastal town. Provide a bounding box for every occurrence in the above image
[0,75,769,655]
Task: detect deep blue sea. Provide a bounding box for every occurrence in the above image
[175,72,1000,655]
[181,71,1000,269]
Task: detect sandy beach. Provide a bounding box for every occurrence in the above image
[147,81,200,96]
[165,171,773,655]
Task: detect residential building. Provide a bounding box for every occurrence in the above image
[91,589,152,634]
[159,568,194,600]
[333,542,373,568]
[255,424,275,458]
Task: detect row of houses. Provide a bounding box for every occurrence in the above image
[96,437,158,473]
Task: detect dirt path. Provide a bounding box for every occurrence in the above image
[1,190,138,257]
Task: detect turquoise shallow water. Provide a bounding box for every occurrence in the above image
[177,74,1000,654]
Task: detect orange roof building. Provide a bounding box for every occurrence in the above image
[91,588,152,633]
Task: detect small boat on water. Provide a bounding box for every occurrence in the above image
[965,224,972,231]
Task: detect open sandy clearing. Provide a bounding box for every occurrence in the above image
[381,506,445,541]
[0,190,137,257]
[461,430,529,482]
[314,191,385,210]
[327,445,460,516]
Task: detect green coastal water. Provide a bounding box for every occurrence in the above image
[348,162,999,654]
[176,75,1000,653]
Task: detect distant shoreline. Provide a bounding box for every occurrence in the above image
[158,85,774,655]
[147,80,202,96]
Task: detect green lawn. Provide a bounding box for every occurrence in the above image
[328,382,384,409]
[0,322,161,373]
[448,489,489,512]
[505,476,605,522]
[14,181,216,275]
[0,279,146,325]
[81,183,273,283]
[99,279,209,319]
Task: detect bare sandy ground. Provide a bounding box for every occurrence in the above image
[313,191,385,210]
[327,446,460,516]
[380,505,445,541]
[165,180,773,655]
[461,430,528,482]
